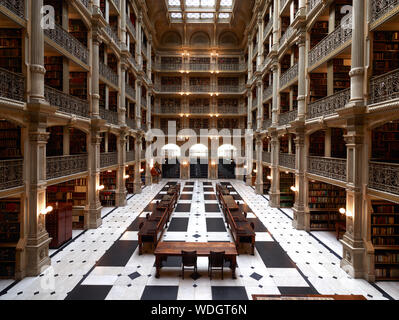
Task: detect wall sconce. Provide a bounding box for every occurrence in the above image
[40,206,53,216]
[290,186,297,192]
[215,114,219,117]
[124,174,130,179]
[107,170,112,173]
[267,175,272,180]
[254,169,257,173]
[183,161,188,166]
[180,113,184,117]
[211,161,216,166]
[285,171,289,174]
[140,168,144,173]
[185,114,190,117]
[97,185,105,191]
[339,208,346,215]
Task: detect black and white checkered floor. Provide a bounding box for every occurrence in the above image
[0,179,398,300]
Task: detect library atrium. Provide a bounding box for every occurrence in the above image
[0,0,398,301]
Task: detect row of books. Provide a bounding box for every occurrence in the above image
[375,253,399,263]
[372,216,398,224]
[372,227,398,236]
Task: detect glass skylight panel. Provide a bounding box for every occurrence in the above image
[201,0,215,7]
[169,0,181,6]
[220,0,232,7]
[187,12,200,19]
[171,12,182,18]
[218,12,230,19]
[200,12,214,19]
[186,0,200,7]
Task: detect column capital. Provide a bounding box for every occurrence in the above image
[29,131,49,143]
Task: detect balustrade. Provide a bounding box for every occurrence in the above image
[45,85,89,118]
[308,156,347,182]
[0,159,23,190]
[46,154,88,180]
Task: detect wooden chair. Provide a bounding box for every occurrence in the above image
[208,251,225,280]
[250,222,255,231]
[181,250,197,279]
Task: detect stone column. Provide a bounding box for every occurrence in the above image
[296,31,306,121]
[136,12,143,68]
[145,140,152,186]
[245,131,253,186]
[119,61,127,125]
[339,0,367,279]
[271,64,279,126]
[255,134,263,194]
[86,125,102,228]
[91,25,101,118]
[24,0,54,277]
[133,133,142,193]
[292,129,307,229]
[135,80,142,129]
[269,131,280,207]
[147,36,152,80]
[257,80,263,130]
[115,131,127,206]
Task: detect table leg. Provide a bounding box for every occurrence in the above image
[138,236,142,255]
[230,256,237,279]
[155,255,161,278]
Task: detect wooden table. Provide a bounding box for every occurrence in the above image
[154,242,238,279]
[222,195,239,210]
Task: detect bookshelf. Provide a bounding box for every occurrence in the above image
[280,172,295,208]
[70,128,87,155]
[371,200,399,280]
[309,130,325,157]
[109,90,118,112]
[0,28,22,73]
[69,19,88,47]
[218,77,239,86]
[373,31,399,76]
[44,56,63,90]
[189,77,210,86]
[263,166,271,194]
[46,178,87,230]
[280,92,289,114]
[0,120,21,160]
[310,73,327,102]
[308,181,346,230]
[100,171,116,206]
[107,53,118,74]
[46,126,63,157]
[333,58,351,92]
[70,72,87,100]
[310,21,328,50]
[45,203,73,248]
[372,120,399,162]
[279,135,289,153]
[0,198,20,278]
[331,128,347,159]
[125,165,135,193]
[189,98,210,114]
[160,98,181,114]
[217,98,239,114]
[217,118,239,129]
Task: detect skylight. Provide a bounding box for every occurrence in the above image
[168,0,233,23]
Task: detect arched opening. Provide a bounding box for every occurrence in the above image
[161,144,181,178]
[217,144,237,179]
[189,144,208,178]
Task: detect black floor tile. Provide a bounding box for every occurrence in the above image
[247,218,268,232]
[65,285,113,300]
[175,203,191,212]
[185,182,195,186]
[211,286,248,300]
[278,286,318,295]
[180,194,193,200]
[154,194,164,200]
[168,218,189,232]
[168,181,177,185]
[204,194,217,201]
[141,286,179,300]
[203,187,214,192]
[205,204,220,213]
[220,182,231,186]
[255,242,296,268]
[153,256,182,268]
[206,218,226,232]
[96,241,138,266]
[203,182,212,186]
[183,187,194,192]
[126,217,146,231]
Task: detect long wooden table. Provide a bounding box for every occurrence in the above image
[222,195,239,210]
[154,242,238,279]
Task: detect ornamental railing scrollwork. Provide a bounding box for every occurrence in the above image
[0,67,25,101]
[0,0,25,18]
[308,156,347,182]
[279,63,298,89]
[369,68,399,105]
[308,88,350,119]
[190,85,211,92]
[279,109,297,126]
[370,0,399,24]
[263,85,272,100]
[188,63,211,71]
[99,107,119,125]
[307,0,322,14]
[126,150,135,162]
[79,0,89,8]
[263,118,272,130]
[126,84,135,98]
[279,26,295,50]
[218,85,241,93]
[280,0,289,12]
[0,159,23,190]
[126,117,136,129]
[99,62,119,87]
[308,20,352,68]
[44,24,88,65]
[263,151,271,163]
[100,152,118,168]
[104,24,120,46]
[45,85,89,118]
[279,153,295,169]
[46,154,88,180]
[126,18,136,36]
[264,20,273,39]
[369,161,399,196]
